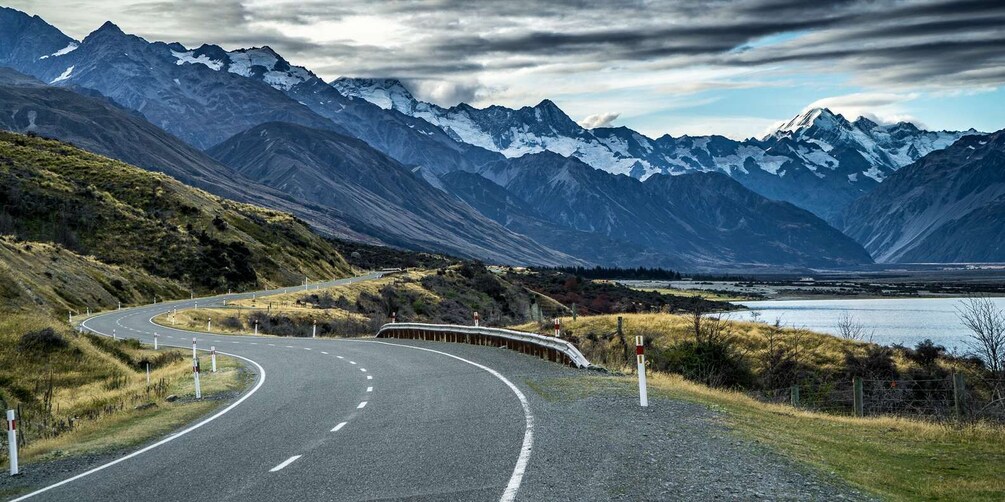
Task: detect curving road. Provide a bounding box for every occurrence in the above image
[14,273,553,502]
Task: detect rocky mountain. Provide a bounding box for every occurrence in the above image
[0,15,341,149]
[451,151,873,270]
[843,131,1005,263]
[207,122,577,265]
[335,78,972,222]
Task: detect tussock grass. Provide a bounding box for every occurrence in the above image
[511,312,869,374]
[0,313,245,467]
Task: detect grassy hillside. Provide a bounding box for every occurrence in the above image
[0,131,353,475]
[0,131,351,296]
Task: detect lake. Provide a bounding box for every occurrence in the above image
[736,297,1005,353]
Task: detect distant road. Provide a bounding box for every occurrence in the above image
[15,273,540,501]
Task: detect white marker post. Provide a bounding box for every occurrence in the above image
[68,310,72,324]
[6,409,18,476]
[312,320,317,339]
[391,312,396,323]
[554,318,561,337]
[254,321,259,336]
[5,407,17,473]
[154,333,159,350]
[210,346,217,373]
[117,301,121,310]
[207,319,212,332]
[636,335,648,407]
[146,363,151,385]
[112,329,117,341]
[193,358,202,399]
[474,311,480,327]
[192,338,197,359]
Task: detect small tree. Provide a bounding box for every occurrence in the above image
[956,297,1005,375]
[836,312,872,342]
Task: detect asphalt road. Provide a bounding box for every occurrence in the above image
[8,273,870,501]
[14,273,549,502]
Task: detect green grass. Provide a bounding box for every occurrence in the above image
[0,131,351,298]
[539,373,1005,501]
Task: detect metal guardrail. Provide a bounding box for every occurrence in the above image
[376,323,592,368]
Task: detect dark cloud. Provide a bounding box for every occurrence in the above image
[12,0,1005,101]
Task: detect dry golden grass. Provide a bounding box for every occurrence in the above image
[511,312,870,374]
[0,313,247,468]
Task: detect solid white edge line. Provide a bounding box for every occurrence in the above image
[358,340,534,502]
[331,422,347,432]
[14,318,267,502]
[269,455,302,472]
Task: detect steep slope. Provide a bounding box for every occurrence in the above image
[207,122,578,265]
[467,152,873,270]
[0,131,351,291]
[843,131,1005,263]
[0,13,341,150]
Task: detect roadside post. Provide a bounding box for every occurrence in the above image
[391,312,396,323]
[6,409,18,476]
[146,363,151,385]
[112,329,117,340]
[254,321,259,335]
[554,318,561,337]
[636,335,649,407]
[154,333,159,350]
[312,320,317,339]
[211,346,217,373]
[193,358,202,399]
[474,311,480,327]
[207,319,211,332]
[192,337,197,359]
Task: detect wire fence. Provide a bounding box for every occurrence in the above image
[748,375,1005,422]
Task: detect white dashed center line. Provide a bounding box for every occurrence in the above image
[349,361,357,365]
[366,375,373,380]
[269,455,302,472]
[331,422,347,432]
[366,387,373,392]
[357,401,367,409]
[320,351,328,355]
[336,356,344,359]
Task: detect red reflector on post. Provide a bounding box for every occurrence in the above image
[636,345,644,355]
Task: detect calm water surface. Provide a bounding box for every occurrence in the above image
[736,297,1005,352]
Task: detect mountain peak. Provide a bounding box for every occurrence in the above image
[330,77,417,111]
[774,107,843,135]
[94,20,124,36]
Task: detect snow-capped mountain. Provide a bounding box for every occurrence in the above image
[843,130,1005,263]
[170,45,314,90]
[334,78,973,222]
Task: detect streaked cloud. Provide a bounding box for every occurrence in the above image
[578,112,620,129]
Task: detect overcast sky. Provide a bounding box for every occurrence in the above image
[10,0,1005,138]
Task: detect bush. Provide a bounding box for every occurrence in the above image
[18,327,68,352]
[844,346,898,379]
[653,339,753,388]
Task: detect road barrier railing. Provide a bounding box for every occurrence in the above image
[376,323,592,368]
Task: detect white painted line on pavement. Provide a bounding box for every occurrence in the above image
[17,320,268,502]
[366,386,373,392]
[360,368,366,372]
[285,345,294,348]
[269,455,302,472]
[357,401,367,409]
[349,361,357,365]
[304,348,312,351]
[366,375,373,380]
[336,356,344,359]
[331,422,347,432]
[320,351,328,355]
[357,340,535,502]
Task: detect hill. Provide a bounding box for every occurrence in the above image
[843,131,1005,262]
[0,131,351,296]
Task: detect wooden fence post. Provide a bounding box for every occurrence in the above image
[953,373,967,419]
[853,377,864,417]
